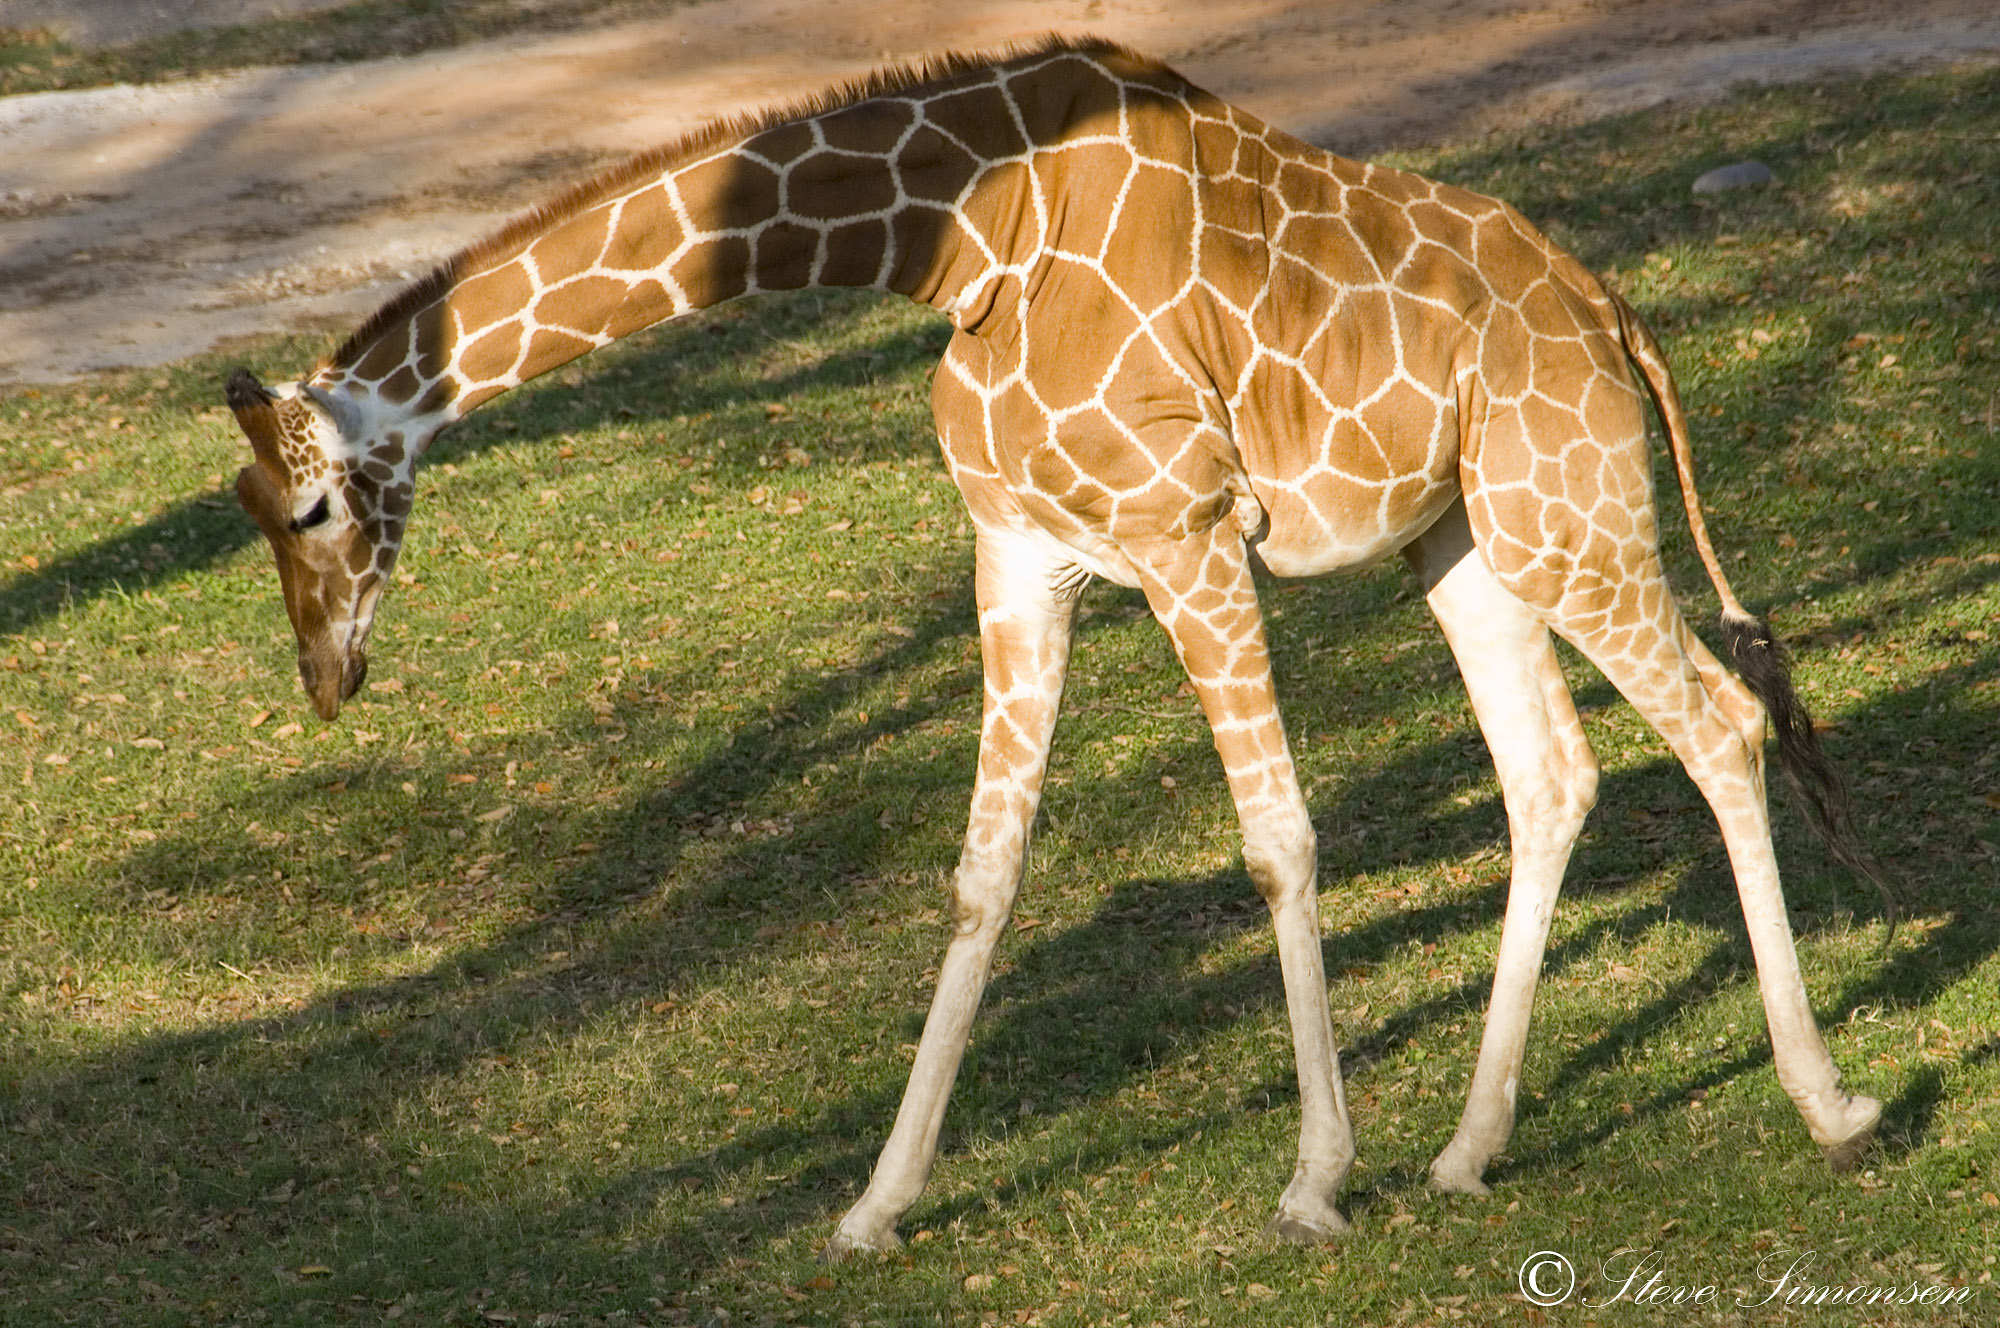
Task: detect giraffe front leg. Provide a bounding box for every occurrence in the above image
[1406,506,1598,1196]
[824,529,1080,1259]
[1136,526,1353,1243]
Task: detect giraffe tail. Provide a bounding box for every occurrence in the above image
[1609,291,1896,940]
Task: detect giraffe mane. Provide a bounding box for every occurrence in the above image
[323,32,1160,375]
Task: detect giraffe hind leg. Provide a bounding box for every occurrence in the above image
[1496,549,1881,1170]
[1405,503,1598,1195]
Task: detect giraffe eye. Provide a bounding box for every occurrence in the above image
[288,495,332,533]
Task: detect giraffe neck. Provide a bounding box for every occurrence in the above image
[312,39,1150,434]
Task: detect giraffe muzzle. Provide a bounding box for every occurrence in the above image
[298,647,367,721]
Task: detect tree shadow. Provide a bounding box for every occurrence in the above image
[0,290,942,639]
[6,60,1999,1318]
[12,543,1987,1301]
[9,65,1996,648]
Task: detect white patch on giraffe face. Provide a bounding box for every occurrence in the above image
[232,369,417,723]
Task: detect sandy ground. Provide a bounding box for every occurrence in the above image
[3,0,1998,384]
[2,0,348,47]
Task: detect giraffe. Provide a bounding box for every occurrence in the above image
[226,36,1883,1253]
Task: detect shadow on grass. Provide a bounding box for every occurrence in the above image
[9,540,1990,1310]
[0,290,948,640]
[5,64,2000,1318]
[4,68,1999,643]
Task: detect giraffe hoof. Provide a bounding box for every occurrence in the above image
[1818,1095,1883,1174]
[1263,1208,1349,1245]
[1428,1165,1493,1198]
[820,1223,902,1262]
[1428,1142,1494,1196]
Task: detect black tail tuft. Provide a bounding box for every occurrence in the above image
[1722,612,1898,941]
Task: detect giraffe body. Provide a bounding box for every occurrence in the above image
[227,37,1880,1254]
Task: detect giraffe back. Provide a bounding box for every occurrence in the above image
[925,45,1642,589]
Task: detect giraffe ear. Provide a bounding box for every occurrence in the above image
[226,368,287,475]
[299,383,364,441]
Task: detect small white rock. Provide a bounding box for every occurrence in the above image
[1692,161,1775,194]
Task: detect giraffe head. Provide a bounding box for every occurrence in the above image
[227,367,416,721]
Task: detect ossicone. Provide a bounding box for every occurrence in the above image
[226,367,273,411]
[226,367,287,473]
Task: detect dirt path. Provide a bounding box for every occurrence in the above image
[3,0,1997,384]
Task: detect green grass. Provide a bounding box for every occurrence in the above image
[4,65,1999,1328]
[0,0,679,98]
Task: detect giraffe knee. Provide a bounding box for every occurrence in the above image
[1686,635,1771,772]
[946,859,1019,938]
[1723,689,1770,783]
[1711,726,1770,801]
[1503,751,1597,852]
[1243,814,1318,906]
[1679,670,1772,797]
[1565,748,1600,824]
